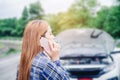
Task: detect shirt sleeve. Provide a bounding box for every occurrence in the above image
[53,60,69,74]
[40,60,70,80]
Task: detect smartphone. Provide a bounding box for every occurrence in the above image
[40,37,51,53]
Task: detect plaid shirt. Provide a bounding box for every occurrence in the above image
[17,52,69,80]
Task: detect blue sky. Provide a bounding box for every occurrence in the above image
[0,0,114,19]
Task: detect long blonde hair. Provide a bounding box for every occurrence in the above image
[18,20,48,80]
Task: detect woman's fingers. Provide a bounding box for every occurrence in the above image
[48,40,54,51]
[53,42,60,48]
[46,40,60,61]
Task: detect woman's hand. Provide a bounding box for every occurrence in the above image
[47,39,60,61]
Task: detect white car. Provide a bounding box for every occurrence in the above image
[56,28,120,80]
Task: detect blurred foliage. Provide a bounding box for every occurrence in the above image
[5,48,17,55]
[0,1,44,37]
[0,0,120,38]
[45,0,120,38]
[29,1,44,20]
[89,6,120,38]
[45,0,97,35]
[103,6,120,38]
[0,18,17,36]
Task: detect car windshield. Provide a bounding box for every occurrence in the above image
[61,56,113,65]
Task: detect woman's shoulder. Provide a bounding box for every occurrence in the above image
[32,52,50,68]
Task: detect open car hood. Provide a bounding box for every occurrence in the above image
[56,28,115,57]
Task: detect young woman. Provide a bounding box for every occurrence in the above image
[17,20,69,80]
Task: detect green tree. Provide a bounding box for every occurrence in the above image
[29,1,44,20]
[15,6,29,36]
[88,0,120,38]
[46,0,97,35]
[0,1,44,37]
[103,6,120,38]
[21,6,29,20]
[0,18,17,36]
[88,7,109,28]
[64,0,97,27]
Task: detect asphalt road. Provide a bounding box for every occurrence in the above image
[0,53,20,80]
